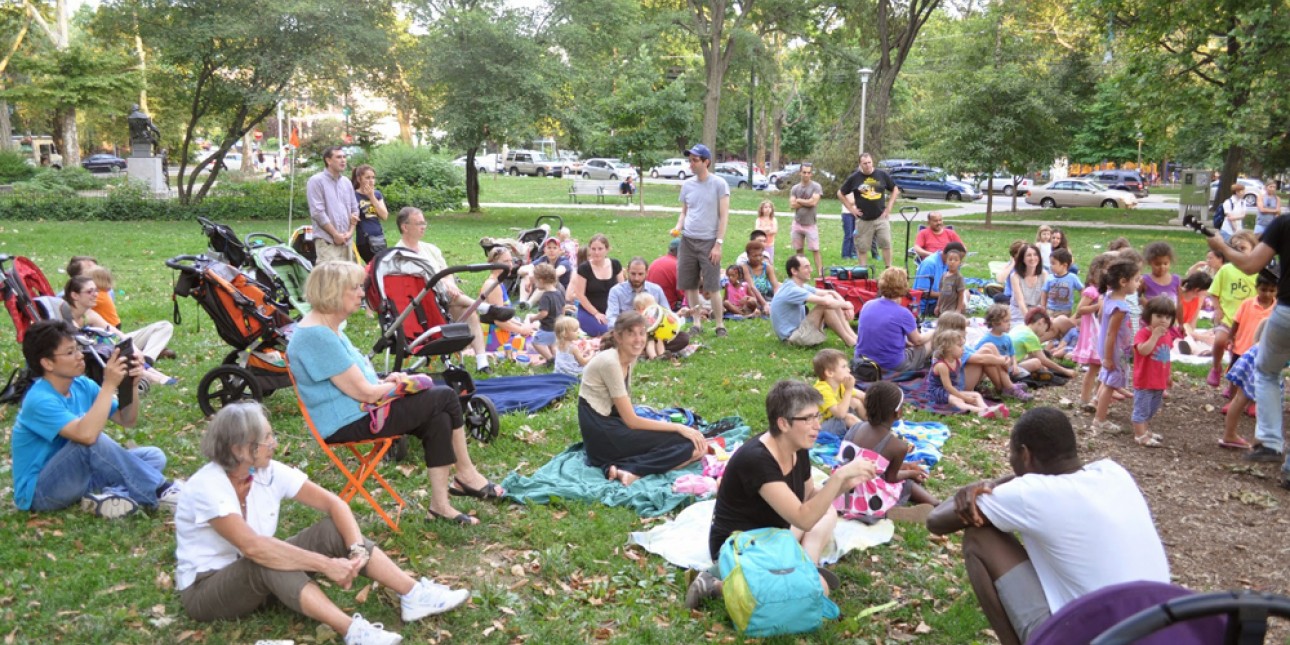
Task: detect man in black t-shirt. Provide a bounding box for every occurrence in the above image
[838,153,900,268]
[1205,217,1290,487]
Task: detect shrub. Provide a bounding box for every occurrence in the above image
[0,151,37,184]
[367,143,460,189]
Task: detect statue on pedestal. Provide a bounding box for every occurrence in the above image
[128,104,161,157]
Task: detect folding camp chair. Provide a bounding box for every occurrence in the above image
[288,370,407,532]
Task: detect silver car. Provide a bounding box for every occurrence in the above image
[581,158,638,181]
[649,158,690,179]
[1024,179,1138,209]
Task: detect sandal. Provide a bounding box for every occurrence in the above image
[1219,438,1251,450]
[449,477,505,500]
[429,509,478,525]
[1134,433,1162,447]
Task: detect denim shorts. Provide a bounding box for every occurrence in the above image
[534,330,556,347]
[1131,389,1164,423]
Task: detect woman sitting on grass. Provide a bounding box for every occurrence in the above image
[175,403,469,645]
[287,262,504,527]
[687,380,878,608]
[577,312,705,485]
[59,275,175,386]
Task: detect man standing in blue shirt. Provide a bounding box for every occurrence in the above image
[11,321,180,518]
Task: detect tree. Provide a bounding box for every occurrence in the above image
[420,7,557,212]
[104,0,390,203]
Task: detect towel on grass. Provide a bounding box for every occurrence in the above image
[472,373,579,415]
[501,421,750,517]
[809,420,950,471]
[857,373,969,415]
[627,498,894,571]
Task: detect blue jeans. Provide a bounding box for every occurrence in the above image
[1254,304,1290,474]
[30,434,166,511]
[841,210,857,259]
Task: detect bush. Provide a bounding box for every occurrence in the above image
[367,143,460,188]
[57,167,110,191]
[0,151,37,184]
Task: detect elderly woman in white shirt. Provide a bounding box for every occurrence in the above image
[174,403,468,645]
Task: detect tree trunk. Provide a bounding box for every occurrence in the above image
[701,62,724,152]
[241,132,254,172]
[0,99,11,151]
[396,106,413,145]
[770,101,784,171]
[755,102,767,172]
[466,146,481,212]
[60,108,78,167]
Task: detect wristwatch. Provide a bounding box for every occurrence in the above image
[348,541,371,559]
[716,238,724,245]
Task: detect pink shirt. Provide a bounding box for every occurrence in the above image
[915,227,964,254]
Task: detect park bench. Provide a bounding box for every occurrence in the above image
[569,179,634,205]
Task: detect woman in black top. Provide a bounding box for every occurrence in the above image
[700,381,875,598]
[569,233,624,336]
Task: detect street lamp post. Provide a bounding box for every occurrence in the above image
[858,67,873,155]
[1136,131,1144,170]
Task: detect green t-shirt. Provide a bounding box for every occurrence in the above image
[1208,263,1256,325]
[1009,325,1043,358]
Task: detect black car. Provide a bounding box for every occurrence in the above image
[81,153,128,173]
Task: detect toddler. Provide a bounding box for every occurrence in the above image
[812,348,867,435]
[632,293,668,359]
[754,200,778,260]
[558,227,579,267]
[838,381,939,523]
[1141,241,1180,303]
[1130,296,1186,447]
[1206,231,1259,387]
[552,316,589,376]
[935,246,967,316]
[1035,224,1053,270]
[528,264,564,361]
[1072,253,1111,410]
[1092,257,1140,434]
[977,304,1023,380]
[87,265,121,328]
[1177,271,1215,351]
[934,312,1029,400]
[1010,307,1075,379]
[927,329,1007,418]
[723,265,761,317]
[1039,247,1079,341]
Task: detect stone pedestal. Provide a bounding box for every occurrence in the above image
[127,156,168,195]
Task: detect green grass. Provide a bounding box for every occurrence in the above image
[0,207,1216,643]
[956,207,1180,226]
[475,173,950,214]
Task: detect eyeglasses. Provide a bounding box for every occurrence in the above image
[53,346,81,359]
[788,412,823,424]
[410,221,427,228]
[256,432,277,447]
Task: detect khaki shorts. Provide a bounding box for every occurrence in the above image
[315,238,356,264]
[854,218,892,252]
[791,222,820,252]
[786,319,827,347]
[677,236,721,293]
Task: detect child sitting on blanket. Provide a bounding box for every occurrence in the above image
[934,312,1030,401]
[976,304,1026,381]
[553,316,590,376]
[927,329,1008,418]
[633,293,668,359]
[811,348,866,436]
[1010,307,1075,380]
[838,381,938,523]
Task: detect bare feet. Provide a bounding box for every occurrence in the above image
[606,466,639,486]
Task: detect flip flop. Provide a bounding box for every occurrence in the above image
[429,509,478,525]
[1219,438,1251,450]
[449,477,505,500]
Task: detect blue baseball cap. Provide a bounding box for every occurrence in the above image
[684,143,711,160]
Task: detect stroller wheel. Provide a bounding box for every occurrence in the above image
[197,365,264,417]
[464,394,500,443]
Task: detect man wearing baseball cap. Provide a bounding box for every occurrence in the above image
[672,143,731,337]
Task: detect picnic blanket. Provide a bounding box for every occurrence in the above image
[809,420,951,470]
[627,498,894,571]
[472,373,580,415]
[857,372,971,415]
[501,420,750,517]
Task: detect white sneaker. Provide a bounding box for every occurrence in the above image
[80,492,139,520]
[157,480,184,512]
[402,577,469,622]
[344,614,402,645]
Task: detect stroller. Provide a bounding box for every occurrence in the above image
[167,254,295,416]
[365,246,506,442]
[289,224,317,265]
[196,218,314,316]
[479,215,562,297]
[0,254,56,343]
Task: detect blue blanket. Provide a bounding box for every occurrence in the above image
[501,421,750,517]
[472,373,580,415]
[810,420,951,470]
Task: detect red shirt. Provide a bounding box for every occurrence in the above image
[915,227,964,255]
[1132,326,1185,390]
[647,253,681,310]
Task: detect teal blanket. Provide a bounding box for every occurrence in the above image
[501,422,750,517]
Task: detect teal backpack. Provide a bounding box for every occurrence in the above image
[717,528,840,637]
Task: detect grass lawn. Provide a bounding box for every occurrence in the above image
[0,206,1215,643]
[475,173,952,214]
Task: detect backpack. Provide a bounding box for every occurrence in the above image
[1212,199,1227,229]
[632,405,702,427]
[850,354,883,383]
[718,528,840,637]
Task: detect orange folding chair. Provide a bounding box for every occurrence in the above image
[288,370,407,532]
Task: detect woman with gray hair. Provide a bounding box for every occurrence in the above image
[174,402,468,645]
[287,262,505,526]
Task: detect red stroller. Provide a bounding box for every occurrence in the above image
[364,247,507,442]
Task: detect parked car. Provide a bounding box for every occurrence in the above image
[452,154,499,174]
[649,158,690,179]
[878,158,923,170]
[888,166,982,201]
[581,158,638,181]
[976,172,1035,196]
[504,150,569,177]
[768,164,801,189]
[556,151,584,175]
[1077,169,1148,197]
[1024,179,1138,209]
[711,163,769,190]
[81,153,127,173]
[1209,178,1264,206]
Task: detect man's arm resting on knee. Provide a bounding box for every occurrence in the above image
[927,476,1014,535]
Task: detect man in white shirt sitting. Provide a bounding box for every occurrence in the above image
[927,407,1170,645]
